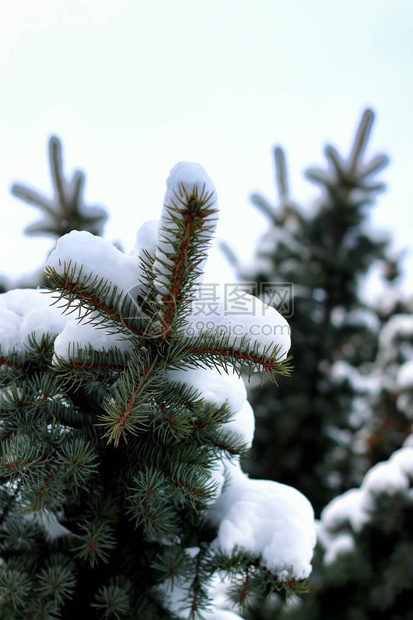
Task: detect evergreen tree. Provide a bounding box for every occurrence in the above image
[281,439,413,620]
[0,161,316,618]
[276,287,413,620]
[225,110,413,619]
[0,136,108,292]
[227,109,392,515]
[365,288,413,467]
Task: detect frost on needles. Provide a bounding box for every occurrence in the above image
[0,162,315,619]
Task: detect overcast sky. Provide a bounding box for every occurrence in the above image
[1,0,412,291]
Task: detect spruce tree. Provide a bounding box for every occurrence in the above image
[282,443,413,620]
[227,110,413,619]
[0,161,315,618]
[277,287,413,620]
[227,109,391,515]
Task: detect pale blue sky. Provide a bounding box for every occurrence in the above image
[1,0,412,290]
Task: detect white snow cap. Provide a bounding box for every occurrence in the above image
[167,366,247,413]
[224,400,255,448]
[378,314,413,365]
[53,317,134,361]
[182,284,291,363]
[46,230,140,298]
[164,161,217,209]
[363,446,413,495]
[28,510,71,540]
[396,359,413,391]
[321,488,366,533]
[207,459,316,580]
[45,230,145,360]
[321,446,413,543]
[323,533,355,566]
[167,366,255,447]
[153,162,218,296]
[131,219,159,264]
[0,289,66,356]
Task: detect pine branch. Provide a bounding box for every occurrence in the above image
[305,108,389,203]
[274,147,290,203]
[180,330,293,383]
[72,519,116,567]
[44,261,147,338]
[186,548,212,619]
[347,108,374,179]
[48,400,96,429]
[250,193,278,224]
[52,345,127,391]
[99,353,159,446]
[249,146,300,229]
[0,356,28,373]
[152,179,218,341]
[217,240,240,269]
[0,481,21,527]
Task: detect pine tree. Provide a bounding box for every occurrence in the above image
[0,136,108,292]
[226,109,392,515]
[0,161,315,618]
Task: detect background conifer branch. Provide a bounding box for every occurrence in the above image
[12,136,107,239]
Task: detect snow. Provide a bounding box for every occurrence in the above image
[167,366,255,447]
[131,219,159,264]
[330,360,380,395]
[209,461,226,502]
[323,533,355,566]
[40,171,290,374]
[378,314,413,365]
[153,162,219,296]
[403,433,413,449]
[158,578,243,620]
[207,459,316,580]
[346,308,380,332]
[377,286,407,318]
[46,230,141,298]
[182,284,291,363]
[30,510,71,540]
[0,288,66,356]
[320,446,413,565]
[167,366,247,413]
[163,162,218,222]
[321,488,366,533]
[207,573,238,613]
[222,400,255,448]
[396,359,413,390]
[53,316,134,360]
[363,447,413,494]
[330,307,346,327]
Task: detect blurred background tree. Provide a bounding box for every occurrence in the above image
[221,109,413,618]
[222,109,406,516]
[0,136,108,293]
